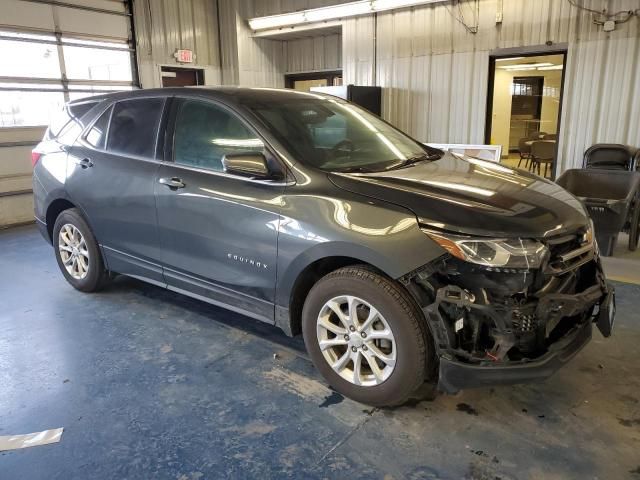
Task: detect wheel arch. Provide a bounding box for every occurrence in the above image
[45,198,77,242]
[280,255,383,337]
[275,239,432,337]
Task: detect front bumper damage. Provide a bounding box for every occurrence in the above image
[402,233,615,393]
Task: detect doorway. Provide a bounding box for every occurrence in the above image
[285,71,342,91]
[485,52,567,179]
[161,66,205,87]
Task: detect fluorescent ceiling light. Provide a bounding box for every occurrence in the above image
[248,0,446,31]
[499,62,553,70]
[495,56,524,62]
[537,65,563,70]
[249,12,306,30]
[372,0,435,10]
[305,2,372,22]
[499,66,538,71]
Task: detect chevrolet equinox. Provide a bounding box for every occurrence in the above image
[33,88,615,406]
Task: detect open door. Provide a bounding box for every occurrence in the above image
[161,66,205,87]
[486,52,566,179]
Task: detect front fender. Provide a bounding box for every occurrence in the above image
[274,195,445,308]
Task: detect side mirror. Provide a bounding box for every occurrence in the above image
[222,152,271,179]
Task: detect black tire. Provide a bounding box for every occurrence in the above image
[302,266,434,407]
[629,199,640,251]
[53,208,109,292]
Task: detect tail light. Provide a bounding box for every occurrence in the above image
[31,150,42,167]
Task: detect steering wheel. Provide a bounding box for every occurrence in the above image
[330,139,355,158]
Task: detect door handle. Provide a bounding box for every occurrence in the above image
[75,158,93,169]
[158,177,186,189]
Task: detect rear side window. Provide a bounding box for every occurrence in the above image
[85,106,112,149]
[106,98,164,158]
[173,99,264,172]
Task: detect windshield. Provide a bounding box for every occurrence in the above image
[243,92,438,172]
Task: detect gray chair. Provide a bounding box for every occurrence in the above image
[583,144,636,171]
[518,132,546,169]
[531,140,555,177]
[542,133,557,140]
[517,137,532,168]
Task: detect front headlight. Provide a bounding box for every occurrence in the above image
[422,229,549,269]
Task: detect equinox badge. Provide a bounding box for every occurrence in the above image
[227,253,268,270]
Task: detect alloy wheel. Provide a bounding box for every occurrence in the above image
[316,295,396,386]
[58,223,90,280]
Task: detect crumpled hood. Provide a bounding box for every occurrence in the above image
[329,152,588,238]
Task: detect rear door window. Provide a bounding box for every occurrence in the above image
[106,98,164,159]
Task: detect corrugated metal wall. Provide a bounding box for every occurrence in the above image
[341,0,640,173]
[132,0,289,88]
[236,0,286,87]
[130,0,639,173]
[133,0,222,87]
[284,34,342,73]
[238,0,343,79]
[220,0,342,87]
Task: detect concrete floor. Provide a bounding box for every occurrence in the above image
[1,224,640,480]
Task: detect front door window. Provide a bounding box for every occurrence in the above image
[173,100,264,172]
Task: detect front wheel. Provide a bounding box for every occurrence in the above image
[302,266,434,407]
[53,208,109,292]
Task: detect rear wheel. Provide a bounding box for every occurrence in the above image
[302,266,433,407]
[53,208,109,292]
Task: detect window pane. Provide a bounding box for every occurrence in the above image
[68,87,132,103]
[61,37,129,50]
[67,85,134,102]
[0,91,65,127]
[174,100,264,172]
[0,39,61,79]
[107,99,164,158]
[63,45,132,81]
[0,82,60,90]
[85,107,111,149]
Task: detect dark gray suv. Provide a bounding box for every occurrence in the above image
[32,87,614,406]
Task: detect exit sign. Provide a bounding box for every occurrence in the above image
[174,49,194,63]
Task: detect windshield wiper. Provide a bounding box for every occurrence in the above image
[336,166,376,173]
[385,153,436,170]
[333,151,441,173]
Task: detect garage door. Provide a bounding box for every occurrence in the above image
[0,0,138,227]
[1,0,138,123]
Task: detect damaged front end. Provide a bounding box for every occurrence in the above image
[402,226,615,393]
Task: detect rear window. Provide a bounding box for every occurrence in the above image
[47,101,98,139]
[106,98,164,159]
